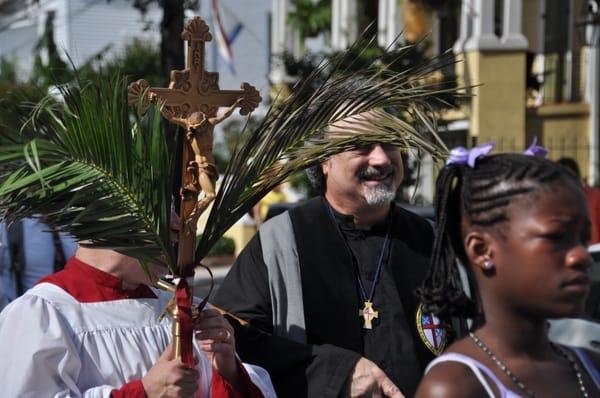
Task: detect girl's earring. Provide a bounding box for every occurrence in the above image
[482,258,494,270]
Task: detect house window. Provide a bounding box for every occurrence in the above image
[437,0,460,52]
[541,0,582,103]
[494,0,504,38]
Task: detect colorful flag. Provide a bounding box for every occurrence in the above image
[212,0,243,74]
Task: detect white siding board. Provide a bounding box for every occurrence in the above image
[0,24,37,77]
[67,0,160,66]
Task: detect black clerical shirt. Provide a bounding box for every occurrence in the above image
[329,205,423,391]
[214,197,435,397]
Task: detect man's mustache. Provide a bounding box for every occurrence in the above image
[357,165,395,180]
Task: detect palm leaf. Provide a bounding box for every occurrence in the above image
[0,75,176,272]
[196,39,463,258]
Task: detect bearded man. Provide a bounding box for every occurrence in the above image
[214,94,438,397]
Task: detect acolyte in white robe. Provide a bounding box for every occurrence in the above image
[0,258,276,398]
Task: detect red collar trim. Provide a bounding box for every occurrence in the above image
[37,257,157,303]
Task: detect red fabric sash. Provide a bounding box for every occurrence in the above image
[176,276,195,368]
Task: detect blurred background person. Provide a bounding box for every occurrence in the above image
[0,217,77,311]
[252,162,290,226]
[254,182,289,225]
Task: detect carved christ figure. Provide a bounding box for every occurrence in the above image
[168,98,243,229]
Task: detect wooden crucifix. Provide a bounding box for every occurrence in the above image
[127,16,260,362]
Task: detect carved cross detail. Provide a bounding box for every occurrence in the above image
[126,16,261,364]
[128,17,260,121]
[126,16,261,274]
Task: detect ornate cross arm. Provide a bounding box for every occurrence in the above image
[127,81,260,120]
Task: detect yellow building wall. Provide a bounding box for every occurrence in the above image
[197,216,257,258]
[526,103,591,180]
[223,223,257,257]
[522,0,541,52]
[196,187,258,257]
[459,50,527,150]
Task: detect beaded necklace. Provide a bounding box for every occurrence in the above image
[469,332,589,398]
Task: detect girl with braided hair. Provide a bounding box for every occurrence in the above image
[415,146,600,397]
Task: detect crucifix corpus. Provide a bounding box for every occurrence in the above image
[127,16,261,364]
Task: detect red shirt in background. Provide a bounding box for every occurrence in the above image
[585,186,600,244]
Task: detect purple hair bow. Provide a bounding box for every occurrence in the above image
[523,137,548,157]
[446,137,548,168]
[446,143,494,168]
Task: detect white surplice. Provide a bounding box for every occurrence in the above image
[0,282,275,398]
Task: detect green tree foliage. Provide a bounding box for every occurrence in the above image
[31,11,72,87]
[84,39,165,87]
[0,82,47,144]
[204,235,235,256]
[0,57,17,84]
[0,57,46,144]
[283,42,456,109]
[287,0,331,46]
[115,0,201,81]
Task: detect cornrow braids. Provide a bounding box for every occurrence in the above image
[416,153,579,335]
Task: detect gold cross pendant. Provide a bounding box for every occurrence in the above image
[359,300,379,329]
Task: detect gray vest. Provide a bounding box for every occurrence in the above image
[259,212,306,343]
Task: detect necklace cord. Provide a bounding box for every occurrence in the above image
[327,204,392,303]
[469,332,589,398]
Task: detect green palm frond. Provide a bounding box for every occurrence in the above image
[0,75,176,271]
[197,40,462,258]
[0,36,462,277]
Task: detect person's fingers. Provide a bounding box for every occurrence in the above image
[176,379,197,393]
[182,367,199,380]
[381,376,404,398]
[163,385,183,398]
[158,342,174,362]
[168,385,195,398]
[166,368,198,394]
[165,365,184,381]
[195,328,230,340]
[195,316,232,331]
[199,342,234,354]
[194,313,227,326]
[182,385,198,397]
[196,327,233,342]
[177,376,198,393]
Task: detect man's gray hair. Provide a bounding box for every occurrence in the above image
[305,164,325,194]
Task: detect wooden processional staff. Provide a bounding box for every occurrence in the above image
[127,16,260,365]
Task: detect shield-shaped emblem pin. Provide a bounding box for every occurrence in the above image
[416,303,446,356]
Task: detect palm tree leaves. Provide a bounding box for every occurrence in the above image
[0,75,176,271]
[196,40,460,258]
